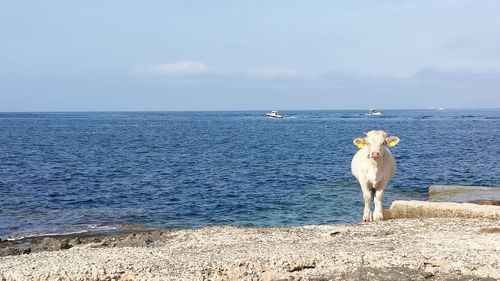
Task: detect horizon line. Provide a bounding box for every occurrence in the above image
[0,107,499,114]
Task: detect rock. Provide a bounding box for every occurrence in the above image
[0,247,19,256]
[429,185,500,205]
[40,237,63,251]
[339,266,469,281]
[422,271,434,279]
[479,227,500,233]
[60,239,72,250]
[469,199,500,206]
[384,200,500,220]
[68,237,81,247]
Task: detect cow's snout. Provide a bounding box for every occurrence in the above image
[371,152,380,159]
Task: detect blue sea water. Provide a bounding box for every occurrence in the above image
[0,109,499,239]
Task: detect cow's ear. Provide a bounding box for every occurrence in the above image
[353,138,366,149]
[386,136,400,147]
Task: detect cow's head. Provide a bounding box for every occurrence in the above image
[353,130,399,161]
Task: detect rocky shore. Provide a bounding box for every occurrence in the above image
[1,216,499,280]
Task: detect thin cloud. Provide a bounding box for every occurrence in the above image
[429,62,500,75]
[134,61,221,77]
[245,68,310,81]
[414,62,500,79]
[134,63,315,81]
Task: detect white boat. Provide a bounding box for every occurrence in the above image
[367,109,382,116]
[266,110,283,119]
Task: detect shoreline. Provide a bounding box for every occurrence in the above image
[1,217,499,280]
[4,198,497,258]
[1,196,499,280]
[0,224,167,257]
[3,190,497,243]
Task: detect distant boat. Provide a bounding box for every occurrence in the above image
[266,110,283,119]
[367,109,382,116]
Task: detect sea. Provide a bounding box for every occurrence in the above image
[1,109,499,239]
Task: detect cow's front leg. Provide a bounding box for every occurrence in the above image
[373,188,385,221]
[361,184,372,222]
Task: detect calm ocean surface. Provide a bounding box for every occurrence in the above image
[1,110,499,239]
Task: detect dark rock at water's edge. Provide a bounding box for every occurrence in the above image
[40,237,70,251]
[0,226,176,257]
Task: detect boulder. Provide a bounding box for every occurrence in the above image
[384,200,500,220]
[429,185,500,205]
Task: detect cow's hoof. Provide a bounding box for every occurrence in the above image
[374,213,384,221]
[362,215,371,222]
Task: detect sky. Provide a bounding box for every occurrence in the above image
[1,0,500,111]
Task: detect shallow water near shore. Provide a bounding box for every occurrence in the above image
[1,109,499,239]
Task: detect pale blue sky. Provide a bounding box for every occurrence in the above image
[1,1,500,111]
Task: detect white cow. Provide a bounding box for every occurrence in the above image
[351,130,400,222]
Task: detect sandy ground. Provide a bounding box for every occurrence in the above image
[0,217,499,280]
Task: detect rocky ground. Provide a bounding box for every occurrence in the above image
[0,217,499,280]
